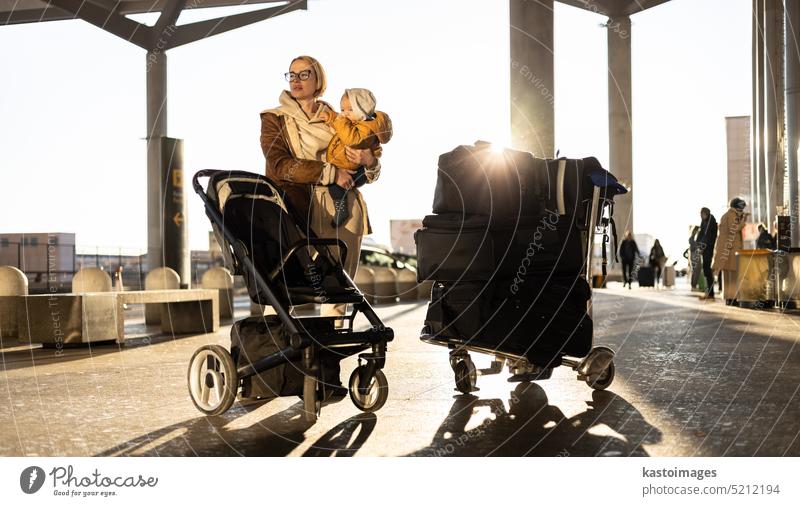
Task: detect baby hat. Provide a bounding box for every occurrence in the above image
[345,88,377,121]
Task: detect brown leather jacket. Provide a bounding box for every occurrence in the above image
[259,111,373,234]
[260,111,320,223]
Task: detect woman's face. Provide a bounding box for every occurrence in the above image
[288,59,317,101]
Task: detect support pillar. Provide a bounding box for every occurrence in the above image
[607,15,633,235]
[510,0,554,158]
[754,0,768,224]
[786,0,800,246]
[146,51,189,287]
[764,0,785,229]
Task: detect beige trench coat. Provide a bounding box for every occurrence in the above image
[711,207,745,272]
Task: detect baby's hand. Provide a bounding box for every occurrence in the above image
[319,110,330,122]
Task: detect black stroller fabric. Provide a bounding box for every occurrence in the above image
[231,316,303,399]
[204,172,343,306]
[231,316,341,399]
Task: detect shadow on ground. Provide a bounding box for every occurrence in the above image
[96,398,377,457]
[408,383,661,456]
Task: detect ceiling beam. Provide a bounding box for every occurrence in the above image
[618,0,672,17]
[44,0,152,48]
[1,1,295,26]
[2,7,75,24]
[165,0,305,50]
[556,0,672,18]
[151,0,186,48]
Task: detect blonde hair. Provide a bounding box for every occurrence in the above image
[291,55,327,97]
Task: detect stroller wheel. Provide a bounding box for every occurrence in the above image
[454,358,478,394]
[187,345,238,416]
[302,375,320,423]
[349,367,389,412]
[586,361,615,391]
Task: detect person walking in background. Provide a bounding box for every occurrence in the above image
[756,223,776,250]
[712,198,748,305]
[687,225,701,290]
[619,230,639,289]
[649,239,667,288]
[696,207,718,300]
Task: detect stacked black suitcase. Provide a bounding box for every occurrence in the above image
[415,141,623,368]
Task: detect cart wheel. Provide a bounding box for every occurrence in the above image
[454,357,477,394]
[349,367,389,412]
[449,354,460,371]
[586,361,615,390]
[187,345,238,416]
[302,375,320,423]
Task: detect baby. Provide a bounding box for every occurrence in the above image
[321,88,392,227]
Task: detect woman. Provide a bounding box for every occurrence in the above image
[618,230,639,289]
[649,239,667,288]
[259,55,380,319]
[712,198,747,305]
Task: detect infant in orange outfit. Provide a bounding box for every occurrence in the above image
[321,88,392,227]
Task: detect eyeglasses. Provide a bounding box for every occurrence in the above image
[284,69,313,82]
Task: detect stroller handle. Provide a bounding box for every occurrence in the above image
[192,169,276,196]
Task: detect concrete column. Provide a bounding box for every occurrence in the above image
[147,50,168,274]
[607,15,633,235]
[755,0,768,224]
[786,0,800,246]
[764,0,785,228]
[146,51,189,285]
[510,0,554,158]
[751,0,761,222]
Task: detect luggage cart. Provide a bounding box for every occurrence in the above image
[420,186,616,393]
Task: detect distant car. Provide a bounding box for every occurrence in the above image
[359,244,416,273]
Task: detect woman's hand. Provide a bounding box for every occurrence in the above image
[335,167,354,189]
[345,146,377,168]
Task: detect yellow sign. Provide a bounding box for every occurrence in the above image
[173,212,184,227]
[172,168,183,188]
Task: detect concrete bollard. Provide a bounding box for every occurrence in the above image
[397,269,418,302]
[0,266,28,338]
[201,267,234,319]
[417,279,434,301]
[354,267,376,305]
[144,267,180,325]
[72,268,112,293]
[373,268,398,305]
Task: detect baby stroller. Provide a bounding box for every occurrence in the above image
[415,144,626,394]
[186,170,393,422]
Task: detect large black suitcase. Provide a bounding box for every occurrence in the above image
[432,142,547,218]
[432,142,604,222]
[638,266,655,287]
[424,276,593,366]
[415,212,586,281]
[414,214,496,281]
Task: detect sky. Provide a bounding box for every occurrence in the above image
[0,0,750,262]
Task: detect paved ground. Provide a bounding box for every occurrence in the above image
[2,282,799,457]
